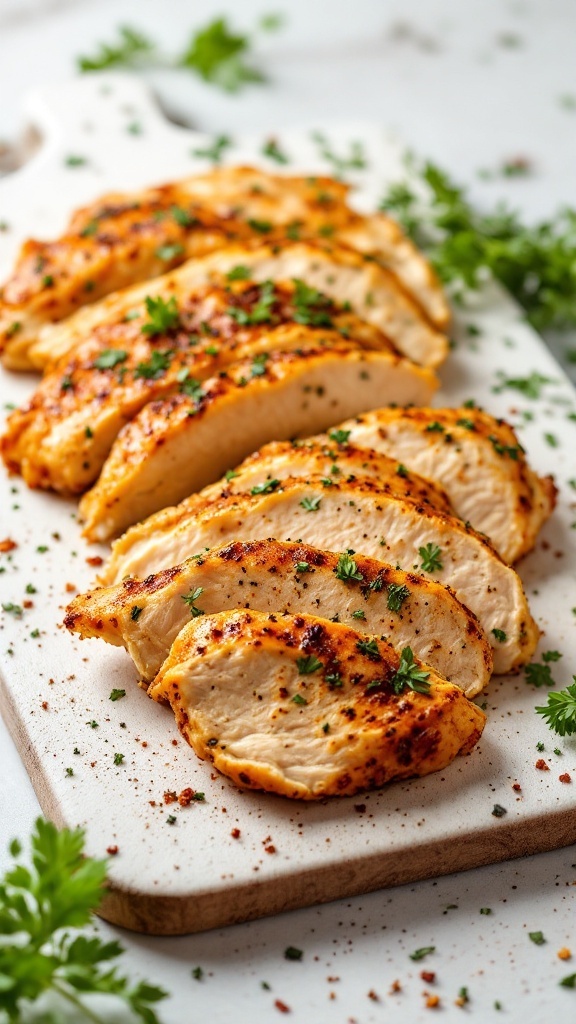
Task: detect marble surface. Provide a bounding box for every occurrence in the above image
[0,2,575,1022]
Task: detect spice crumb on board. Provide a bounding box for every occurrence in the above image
[0,538,17,552]
[535,759,550,771]
[106,844,119,855]
[274,999,290,1013]
[559,773,572,783]
[558,947,572,960]
[424,992,440,1008]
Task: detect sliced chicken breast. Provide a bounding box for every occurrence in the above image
[29,242,448,371]
[1,166,447,370]
[2,277,393,493]
[65,539,493,697]
[149,609,486,799]
[103,476,538,674]
[79,346,437,540]
[333,407,557,563]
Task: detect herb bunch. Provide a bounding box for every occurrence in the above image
[0,818,167,1023]
[380,161,576,332]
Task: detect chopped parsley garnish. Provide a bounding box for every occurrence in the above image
[488,435,521,460]
[84,426,94,438]
[409,946,435,962]
[0,818,167,1020]
[227,280,276,325]
[296,655,323,675]
[77,25,154,71]
[291,278,334,328]
[155,243,185,262]
[560,974,576,988]
[387,583,410,612]
[192,134,232,163]
[328,429,351,445]
[291,693,308,706]
[295,561,311,573]
[284,946,303,961]
[492,804,507,818]
[180,18,264,92]
[60,375,73,392]
[380,159,576,332]
[179,372,205,404]
[113,753,125,766]
[109,689,126,702]
[390,646,431,695]
[418,543,443,573]
[262,138,289,164]
[456,417,475,430]
[250,478,280,495]
[326,672,343,688]
[251,352,270,376]
[130,605,143,621]
[226,264,251,281]
[396,463,409,478]
[492,371,555,400]
[93,348,128,370]
[65,155,87,167]
[192,966,204,981]
[525,661,556,688]
[536,679,576,736]
[181,586,205,618]
[311,131,366,178]
[334,552,364,583]
[141,295,179,336]
[171,205,195,227]
[225,469,239,482]
[134,350,172,379]
[352,609,366,620]
[247,218,273,233]
[492,629,507,643]
[356,638,381,661]
[528,931,546,945]
[300,496,321,512]
[2,603,22,617]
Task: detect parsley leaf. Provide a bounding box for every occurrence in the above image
[93,348,128,370]
[525,661,556,687]
[356,638,381,661]
[300,496,321,512]
[262,138,289,164]
[226,264,252,281]
[387,583,410,612]
[334,552,364,583]
[328,429,351,445]
[250,478,280,495]
[180,17,265,92]
[77,25,154,71]
[390,646,431,695]
[227,280,277,325]
[419,542,443,573]
[192,134,232,163]
[134,349,172,379]
[181,586,205,618]
[0,818,167,1021]
[409,946,436,961]
[292,278,334,327]
[296,655,323,675]
[141,294,179,336]
[536,679,576,736]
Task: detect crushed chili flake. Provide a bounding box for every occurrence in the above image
[367,989,379,1001]
[65,582,76,592]
[389,980,402,994]
[265,844,277,854]
[106,845,119,855]
[512,783,522,792]
[23,599,33,609]
[535,759,550,771]
[559,773,572,784]
[421,971,436,983]
[231,828,241,839]
[178,788,194,806]
[0,538,17,552]
[85,555,103,567]
[171,738,178,746]
[41,701,48,710]
[163,790,177,804]
[274,999,290,1013]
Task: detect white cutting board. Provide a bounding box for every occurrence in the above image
[1,72,575,936]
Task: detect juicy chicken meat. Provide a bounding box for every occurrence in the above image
[0,166,448,369]
[333,407,557,563]
[103,475,538,675]
[28,242,449,371]
[149,609,486,800]
[65,539,493,697]
[1,278,396,493]
[78,346,437,540]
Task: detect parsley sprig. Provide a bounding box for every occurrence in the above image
[0,818,167,1023]
[390,646,431,695]
[141,295,179,336]
[536,679,576,736]
[380,159,576,332]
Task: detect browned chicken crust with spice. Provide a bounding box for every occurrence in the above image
[0,166,448,369]
[149,609,486,800]
[64,538,493,697]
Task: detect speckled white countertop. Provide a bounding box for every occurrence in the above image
[0,2,575,1022]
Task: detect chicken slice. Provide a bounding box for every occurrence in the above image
[149,609,486,799]
[2,278,393,493]
[65,539,492,697]
[29,242,448,371]
[79,346,437,540]
[103,475,538,674]
[332,407,557,563]
[1,166,447,370]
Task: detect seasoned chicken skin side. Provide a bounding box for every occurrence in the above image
[79,346,437,540]
[334,407,557,563]
[28,242,448,371]
[103,475,538,675]
[1,278,396,493]
[65,539,492,697]
[149,609,486,800]
[1,166,447,369]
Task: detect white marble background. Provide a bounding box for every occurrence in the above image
[1,2,576,1022]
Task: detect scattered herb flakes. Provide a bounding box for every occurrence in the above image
[529,931,546,945]
[166,814,177,825]
[182,586,205,618]
[131,605,143,621]
[387,583,410,612]
[2,603,23,617]
[292,278,334,328]
[110,689,126,702]
[65,154,87,167]
[300,496,321,512]
[225,469,240,481]
[536,679,576,736]
[113,753,125,766]
[493,371,555,400]
[295,561,311,573]
[141,294,179,336]
[296,655,323,675]
[334,552,364,583]
[262,138,289,164]
[36,545,49,554]
[291,693,308,706]
[536,741,545,751]
[180,17,264,92]
[65,767,74,777]
[352,609,366,620]
[492,804,507,818]
[155,243,185,262]
[311,131,366,178]
[560,973,576,988]
[525,662,556,688]
[135,349,173,380]
[93,348,128,370]
[418,543,443,573]
[492,628,507,643]
[192,966,204,981]
[284,946,303,961]
[544,432,559,447]
[226,264,251,281]
[192,134,232,163]
[250,478,280,495]
[390,647,431,695]
[356,638,381,661]
[409,946,435,962]
[480,907,492,915]
[78,25,154,71]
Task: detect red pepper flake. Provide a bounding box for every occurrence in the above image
[367,989,379,1001]
[23,599,33,609]
[171,738,178,746]
[41,701,48,710]
[149,800,157,807]
[512,783,522,792]
[559,773,572,784]
[535,759,550,771]
[163,790,177,804]
[421,971,436,983]
[390,980,402,994]
[0,538,17,552]
[178,787,194,806]
[265,844,277,854]
[274,999,290,1013]
[86,555,103,566]
[65,582,76,593]
[231,828,241,839]
[106,845,119,855]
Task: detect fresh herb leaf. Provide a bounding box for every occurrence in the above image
[181,586,205,618]
[141,294,179,336]
[155,243,185,262]
[134,349,172,379]
[292,278,334,327]
[192,134,232,163]
[334,552,364,583]
[419,542,443,573]
[262,138,289,164]
[493,372,555,400]
[131,605,143,621]
[295,561,311,573]
[525,662,556,688]
[77,25,154,71]
[250,478,280,495]
[227,280,277,325]
[536,679,576,736]
[492,628,507,643]
[180,17,264,92]
[409,946,435,961]
[291,693,308,706]
[387,583,410,612]
[171,205,195,227]
[300,496,321,512]
[312,131,366,178]
[356,638,381,661]
[528,931,546,945]
[93,348,128,370]
[296,655,323,675]
[328,429,351,445]
[284,945,303,960]
[109,689,126,702]
[226,264,251,281]
[390,646,431,695]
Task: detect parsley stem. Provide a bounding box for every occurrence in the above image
[52,980,108,1024]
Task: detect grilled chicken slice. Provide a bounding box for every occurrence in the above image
[1,277,394,493]
[103,476,538,674]
[1,166,447,370]
[333,407,557,563]
[29,242,448,371]
[148,609,486,800]
[65,539,493,697]
[79,346,437,539]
